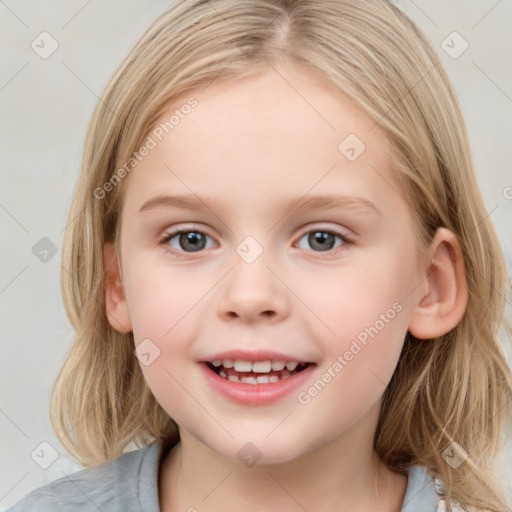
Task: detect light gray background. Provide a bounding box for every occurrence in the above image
[1,0,511,509]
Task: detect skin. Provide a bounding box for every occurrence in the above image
[104,60,468,511]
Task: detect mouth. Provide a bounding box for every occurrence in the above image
[204,359,313,384]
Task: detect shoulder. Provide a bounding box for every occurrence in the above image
[6,442,163,512]
[402,465,475,512]
[400,464,441,511]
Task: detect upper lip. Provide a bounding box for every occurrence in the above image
[200,349,314,363]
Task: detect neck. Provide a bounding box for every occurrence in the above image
[158,404,408,512]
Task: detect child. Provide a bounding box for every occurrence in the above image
[8,0,512,510]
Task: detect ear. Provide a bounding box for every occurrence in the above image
[408,227,468,339]
[103,243,132,334]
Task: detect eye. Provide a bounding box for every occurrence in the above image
[158,226,352,258]
[296,228,352,254]
[158,229,216,256]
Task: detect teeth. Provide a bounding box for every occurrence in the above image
[233,360,252,372]
[240,375,258,384]
[216,367,296,384]
[210,359,303,373]
[252,361,272,373]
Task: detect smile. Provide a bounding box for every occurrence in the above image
[206,359,311,384]
[200,359,316,406]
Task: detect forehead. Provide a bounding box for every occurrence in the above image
[120,62,403,219]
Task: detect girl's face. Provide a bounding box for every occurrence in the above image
[113,62,424,464]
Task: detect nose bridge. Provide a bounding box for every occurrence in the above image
[217,235,289,321]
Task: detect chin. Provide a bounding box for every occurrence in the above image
[220,436,308,467]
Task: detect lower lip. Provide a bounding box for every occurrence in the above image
[199,362,316,406]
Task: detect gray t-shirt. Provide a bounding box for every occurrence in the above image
[7,441,452,511]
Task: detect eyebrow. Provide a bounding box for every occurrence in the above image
[138,193,382,217]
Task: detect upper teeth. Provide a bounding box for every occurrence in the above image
[211,359,299,372]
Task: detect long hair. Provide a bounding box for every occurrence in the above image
[53,1,512,509]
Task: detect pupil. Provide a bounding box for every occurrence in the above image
[309,231,334,251]
[180,232,205,252]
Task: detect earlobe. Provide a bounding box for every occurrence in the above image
[103,243,133,334]
[408,228,468,339]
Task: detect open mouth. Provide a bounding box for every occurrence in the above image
[204,359,312,384]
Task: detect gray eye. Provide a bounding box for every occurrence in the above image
[297,231,344,252]
[169,231,215,252]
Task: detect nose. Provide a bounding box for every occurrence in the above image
[217,252,290,324]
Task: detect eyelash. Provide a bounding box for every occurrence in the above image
[157,226,354,259]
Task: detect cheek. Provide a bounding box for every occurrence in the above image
[300,253,412,341]
[122,260,207,384]
[124,260,205,342]
[294,270,408,435]
[296,248,413,398]
[125,269,204,418]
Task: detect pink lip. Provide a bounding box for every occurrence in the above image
[199,361,316,406]
[200,349,313,363]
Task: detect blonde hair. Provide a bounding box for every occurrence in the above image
[53,0,512,509]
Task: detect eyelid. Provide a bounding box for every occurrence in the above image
[158,223,352,243]
[158,223,354,259]
[294,224,354,254]
[157,224,217,257]
[158,224,217,246]
[296,222,353,237]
